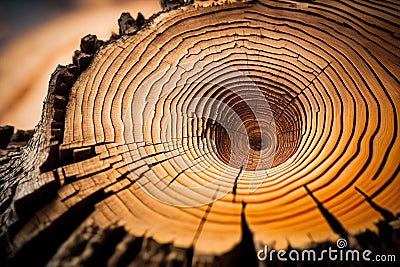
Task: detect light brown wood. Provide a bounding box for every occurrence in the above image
[1,0,399,266]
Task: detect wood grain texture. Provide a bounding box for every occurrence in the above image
[1,0,400,266]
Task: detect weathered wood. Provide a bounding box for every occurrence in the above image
[1,0,400,266]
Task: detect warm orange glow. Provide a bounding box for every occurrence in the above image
[0,0,160,129]
[1,0,399,259]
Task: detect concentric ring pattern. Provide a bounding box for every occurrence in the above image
[62,0,400,253]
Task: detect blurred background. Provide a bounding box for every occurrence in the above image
[0,0,161,130]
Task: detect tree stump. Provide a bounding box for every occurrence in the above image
[1,0,400,266]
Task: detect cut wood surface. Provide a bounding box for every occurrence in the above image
[1,0,400,266]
